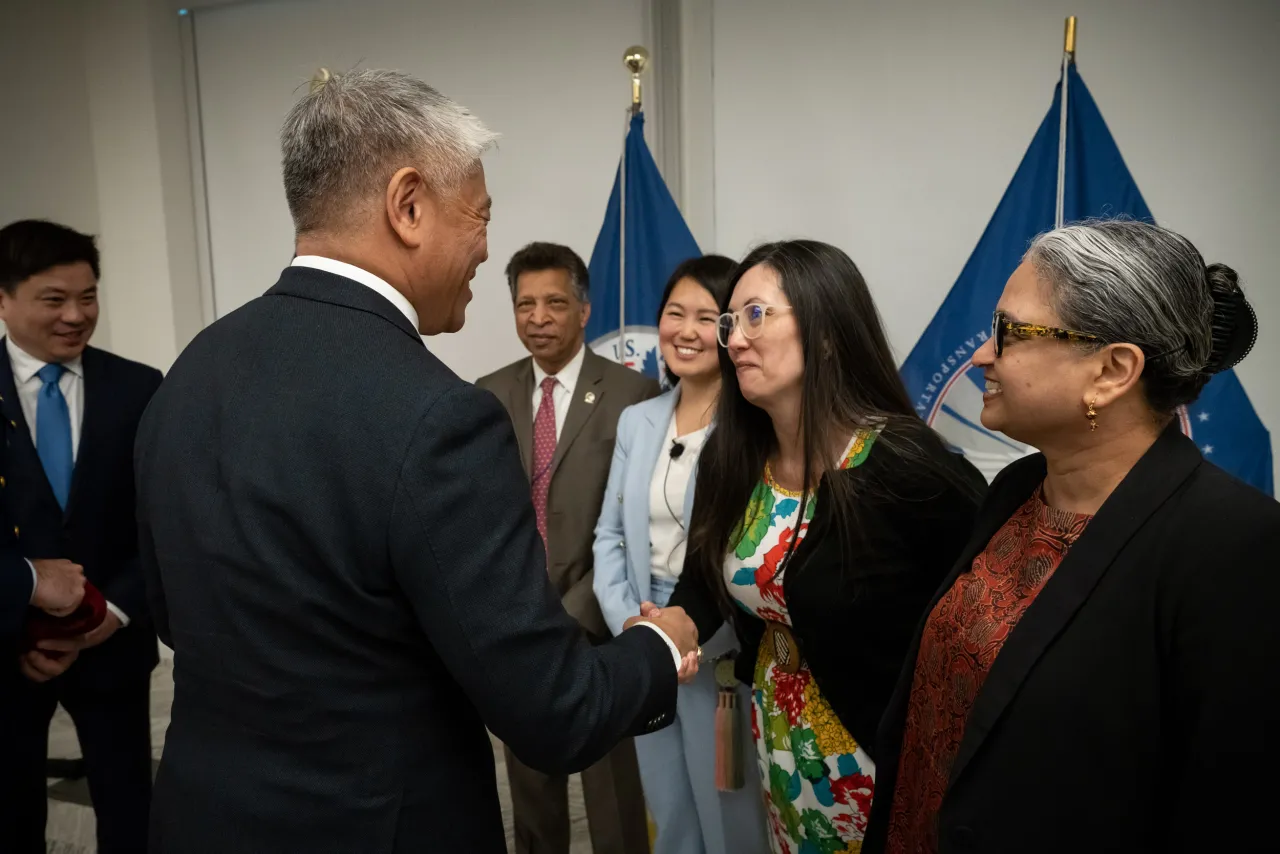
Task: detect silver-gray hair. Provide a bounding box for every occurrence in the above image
[1025,218,1240,414]
[281,69,499,234]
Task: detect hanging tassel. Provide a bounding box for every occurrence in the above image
[714,686,745,791]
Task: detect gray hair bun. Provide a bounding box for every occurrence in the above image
[1202,264,1258,375]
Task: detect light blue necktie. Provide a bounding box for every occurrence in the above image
[35,363,73,509]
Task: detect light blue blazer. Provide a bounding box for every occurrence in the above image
[593,388,737,653]
[594,388,693,636]
[593,388,765,854]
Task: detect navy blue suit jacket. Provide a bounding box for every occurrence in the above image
[1,410,31,634]
[136,266,678,853]
[0,340,162,675]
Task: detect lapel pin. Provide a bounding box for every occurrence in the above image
[584,391,596,405]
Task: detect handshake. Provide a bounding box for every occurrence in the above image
[623,601,701,684]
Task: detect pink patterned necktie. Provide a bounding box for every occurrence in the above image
[531,375,559,544]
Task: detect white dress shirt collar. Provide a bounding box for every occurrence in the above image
[531,343,586,395]
[290,256,420,332]
[5,337,84,382]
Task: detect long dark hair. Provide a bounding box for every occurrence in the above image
[657,254,738,386]
[684,240,952,618]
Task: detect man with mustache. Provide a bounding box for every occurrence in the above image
[477,242,659,854]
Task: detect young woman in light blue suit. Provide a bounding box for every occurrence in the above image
[594,256,768,854]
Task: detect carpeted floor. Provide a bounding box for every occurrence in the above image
[45,657,593,853]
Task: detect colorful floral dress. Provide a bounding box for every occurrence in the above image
[725,431,877,854]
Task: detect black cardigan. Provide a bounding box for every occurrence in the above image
[669,429,986,757]
[863,424,1280,854]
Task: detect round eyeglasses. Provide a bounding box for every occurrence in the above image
[717,304,793,347]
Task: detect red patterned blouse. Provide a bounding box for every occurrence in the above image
[884,489,1092,854]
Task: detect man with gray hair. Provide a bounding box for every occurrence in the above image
[135,69,699,854]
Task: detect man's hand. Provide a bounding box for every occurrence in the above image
[645,606,698,658]
[77,609,122,648]
[30,559,86,617]
[35,610,122,657]
[18,648,79,683]
[625,603,702,684]
[624,605,698,657]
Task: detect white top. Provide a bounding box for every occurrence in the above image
[291,255,420,332]
[648,416,710,582]
[530,344,586,441]
[6,337,129,624]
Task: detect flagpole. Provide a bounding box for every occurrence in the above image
[619,46,649,365]
[1055,17,1077,229]
[618,115,628,365]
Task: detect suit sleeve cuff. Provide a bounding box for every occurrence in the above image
[636,622,682,670]
[27,559,37,603]
[105,601,131,627]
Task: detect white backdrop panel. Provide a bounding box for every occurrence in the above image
[195,0,647,380]
[710,0,1280,485]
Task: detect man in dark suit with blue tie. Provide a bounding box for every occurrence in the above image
[0,219,164,854]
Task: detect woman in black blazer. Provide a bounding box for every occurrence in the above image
[865,219,1280,854]
[652,241,984,854]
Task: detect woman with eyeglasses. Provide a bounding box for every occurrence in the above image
[593,255,770,854]
[644,240,985,854]
[864,219,1280,854]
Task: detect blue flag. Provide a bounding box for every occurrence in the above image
[900,63,1273,495]
[586,112,701,379]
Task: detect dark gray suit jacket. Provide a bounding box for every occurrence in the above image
[135,266,677,854]
[476,349,658,639]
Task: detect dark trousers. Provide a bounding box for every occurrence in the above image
[504,738,650,854]
[0,663,152,854]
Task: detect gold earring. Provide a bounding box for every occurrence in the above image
[1087,397,1098,431]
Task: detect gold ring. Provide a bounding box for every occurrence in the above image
[696,647,703,663]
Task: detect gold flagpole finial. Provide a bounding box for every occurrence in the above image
[623,46,649,113]
[310,67,332,94]
[1064,16,1077,61]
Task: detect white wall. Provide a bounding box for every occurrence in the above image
[0,1,101,234]
[708,0,1280,485]
[0,0,202,370]
[0,0,109,344]
[3,0,1277,482]
[194,0,652,381]
[3,0,204,660]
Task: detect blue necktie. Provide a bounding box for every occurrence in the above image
[36,363,73,509]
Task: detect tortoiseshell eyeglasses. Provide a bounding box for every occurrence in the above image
[991,310,1101,357]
